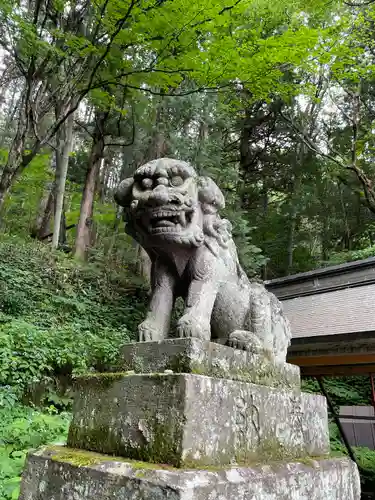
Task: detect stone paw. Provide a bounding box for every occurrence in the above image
[228,330,263,353]
[138,320,164,342]
[176,315,210,341]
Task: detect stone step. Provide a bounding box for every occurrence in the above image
[68,372,329,467]
[117,338,300,390]
[20,446,361,500]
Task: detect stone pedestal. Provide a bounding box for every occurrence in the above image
[67,373,329,466]
[118,338,301,389]
[20,339,361,499]
[21,447,360,500]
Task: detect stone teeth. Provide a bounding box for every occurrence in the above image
[150,226,182,233]
[151,211,176,219]
[179,212,187,227]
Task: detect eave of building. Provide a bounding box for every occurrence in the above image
[287,330,375,376]
[265,256,375,300]
[265,257,375,376]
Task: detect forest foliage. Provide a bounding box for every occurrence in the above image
[2,0,375,276]
[1,0,375,498]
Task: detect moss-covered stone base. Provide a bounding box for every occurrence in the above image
[68,372,329,468]
[19,446,361,500]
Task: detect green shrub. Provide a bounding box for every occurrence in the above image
[0,235,149,499]
[0,234,147,403]
[0,403,70,500]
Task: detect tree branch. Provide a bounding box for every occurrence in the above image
[74,119,95,139]
[84,0,139,95]
[279,109,346,169]
[345,0,375,5]
[280,109,375,214]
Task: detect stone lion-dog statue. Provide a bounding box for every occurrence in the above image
[115,158,291,363]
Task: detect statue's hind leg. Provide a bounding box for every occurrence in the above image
[228,283,274,356]
[227,330,264,352]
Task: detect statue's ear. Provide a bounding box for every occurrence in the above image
[198,176,225,213]
[114,177,134,207]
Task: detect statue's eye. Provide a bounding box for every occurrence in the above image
[170,176,184,187]
[141,178,153,189]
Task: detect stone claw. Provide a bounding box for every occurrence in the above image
[176,314,210,341]
[138,320,164,342]
[227,330,263,353]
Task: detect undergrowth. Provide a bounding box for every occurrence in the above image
[0,234,147,403]
[0,235,147,498]
[0,403,70,500]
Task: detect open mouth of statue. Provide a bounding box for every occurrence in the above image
[148,209,193,233]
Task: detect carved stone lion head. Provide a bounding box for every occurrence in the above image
[114,158,232,251]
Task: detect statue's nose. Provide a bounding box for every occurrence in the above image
[147,185,169,206]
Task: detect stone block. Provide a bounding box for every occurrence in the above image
[20,446,361,500]
[118,338,300,390]
[68,373,329,467]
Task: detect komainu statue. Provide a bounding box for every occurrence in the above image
[115,158,291,363]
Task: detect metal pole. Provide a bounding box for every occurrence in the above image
[316,376,358,465]
[370,373,375,414]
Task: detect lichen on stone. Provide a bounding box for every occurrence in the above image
[46,446,177,470]
[45,445,336,473]
[68,411,186,468]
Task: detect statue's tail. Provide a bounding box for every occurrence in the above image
[270,294,292,363]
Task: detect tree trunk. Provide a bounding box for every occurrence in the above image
[98,151,113,203]
[321,216,330,262]
[73,153,102,259]
[136,245,151,287]
[146,96,168,161]
[0,84,18,149]
[105,206,123,259]
[0,91,30,212]
[286,147,302,275]
[260,176,268,281]
[59,205,68,247]
[73,111,107,260]
[52,110,75,249]
[286,210,297,274]
[31,183,54,239]
[195,119,209,170]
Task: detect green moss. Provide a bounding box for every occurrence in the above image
[67,413,185,468]
[191,360,298,390]
[257,438,296,461]
[228,437,308,467]
[131,355,145,373]
[47,446,176,470]
[50,448,112,467]
[47,445,335,473]
[74,372,130,390]
[169,353,201,373]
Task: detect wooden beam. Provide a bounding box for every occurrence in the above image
[339,414,375,421]
[300,364,375,376]
[288,352,375,367]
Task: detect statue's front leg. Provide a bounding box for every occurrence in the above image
[177,249,220,341]
[138,262,175,342]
